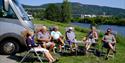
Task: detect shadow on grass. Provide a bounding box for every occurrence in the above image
[58,46,106,57]
[7,54,48,63]
[5,46,107,63]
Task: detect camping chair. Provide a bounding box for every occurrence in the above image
[64,40,82,55]
[101,42,116,59]
[20,43,44,63]
[85,39,98,54]
[52,39,65,53]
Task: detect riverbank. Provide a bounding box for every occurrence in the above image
[33,19,125,63]
[71,22,125,36]
[72,17,125,26]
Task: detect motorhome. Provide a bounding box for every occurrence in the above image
[0,0,34,54]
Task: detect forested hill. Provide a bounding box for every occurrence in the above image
[23,2,125,17]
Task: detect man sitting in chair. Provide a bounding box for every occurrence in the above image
[37,26,55,51]
[24,30,56,63]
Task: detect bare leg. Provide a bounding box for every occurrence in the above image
[59,45,62,52]
[58,38,64,45]
[44,52,53,63]
[44,52,55,62]
[49,43,55,51]
[43,43,47,48]
[84,43,91,54]
[108,43,115,52]
[106,48,110,58]
[86,43,91,51]
[85,43,89,50]
[58,38,64,52]
[70,43,75,52]
[47,52,55,61]
[70,45,73,51]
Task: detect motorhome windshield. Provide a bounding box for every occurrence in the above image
[12,0,30,21]
[0,0,17,19]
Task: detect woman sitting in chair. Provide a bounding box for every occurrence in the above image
[24,30,56,63]
[65,27,77,52]
[102,28,116,58]
[84,26,98,53]
[51,26,64,52]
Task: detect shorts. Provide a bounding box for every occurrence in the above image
[67,40,75,45]
[89,38,98,46]
[43,42,55,47]
[31,47,49,53]
[88,38,96,43]
[103,42,115,48]
[53,39,63,45]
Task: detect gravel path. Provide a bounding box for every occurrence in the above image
[0,55,17,63]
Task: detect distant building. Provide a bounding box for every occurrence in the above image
[81,14,97,18]
[98,15,112,17]
[98,12,112,17]
[80,14,112,18]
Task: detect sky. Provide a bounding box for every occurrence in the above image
[19,0,125,9]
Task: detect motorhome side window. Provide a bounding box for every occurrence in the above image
[0,4,17,19]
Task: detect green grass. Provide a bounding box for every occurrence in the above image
[33,19,125,63]
[33,19,88,40]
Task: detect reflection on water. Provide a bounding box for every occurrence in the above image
[72,23,125,36]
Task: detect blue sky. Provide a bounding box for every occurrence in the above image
[19,0,125,9]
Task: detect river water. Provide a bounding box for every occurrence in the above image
[72,23,125,36]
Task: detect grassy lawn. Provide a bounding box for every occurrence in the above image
[32,19,125,63]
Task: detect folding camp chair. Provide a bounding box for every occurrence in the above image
[20,40,44,63]
[52,40,65,54]
[101,42,116,59]
[64,40,82,55]
[85,39,98,54]
[20,47,43,63]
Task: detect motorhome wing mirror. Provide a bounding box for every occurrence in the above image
[28,14,34,20]
[4,0,9,11]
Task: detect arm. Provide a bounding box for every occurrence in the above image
[37,38,50,42]
[65,32,69,40]
[37,32,50,42]
[94,32,98,40]
[27,37,37,47]
[112,35,116,43]
[26,37,32,47]
[74,32,76,39]
[102,36,107,42]
[38,37,51,43]
[59,31,64,38]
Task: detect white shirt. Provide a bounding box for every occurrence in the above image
[51,31,62,40]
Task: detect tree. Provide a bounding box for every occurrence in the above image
[61,0,72,23]
[44,4,61,21]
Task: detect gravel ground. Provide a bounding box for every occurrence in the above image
[0,55,17,63]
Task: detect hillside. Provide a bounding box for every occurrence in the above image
[23,2,125,18]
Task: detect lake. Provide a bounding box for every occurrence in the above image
[72,23,125,36]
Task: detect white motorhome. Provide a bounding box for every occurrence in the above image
[0,0,34,54]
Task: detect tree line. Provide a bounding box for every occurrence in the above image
[24,1,125,26]
[26,0,72,23]
[72,17,125,26]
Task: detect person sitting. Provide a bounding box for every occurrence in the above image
[51,26,64,52]
[82,37,91,53]
[102,28,116,58]
[85,26,98,52]
[24,30,56,63]
[65,27,77,52]
[37,26,55,51]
